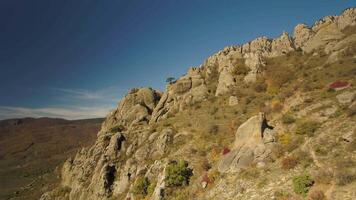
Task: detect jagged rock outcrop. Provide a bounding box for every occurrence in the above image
[218,113,276,173]
[203,8,356,89]
[150,67,209,123]
[101,87,161,131]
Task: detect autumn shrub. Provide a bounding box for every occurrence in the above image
[292,174,314,196]
[201,173,211,184]
[282,114,296,124]
[277,132,304,152]
[201,159,211,171]
[271,100,283,112]
[294,150,313,168]
[335,170,356,186]
[233,64,250,75]
[208,125,219,135]
[281,156,298,170]
[308,190,326,200]
[312,168,333,184]
[296,120,320,137]
[253,77,267,93]
[165,160,193,187]
[221,147,230,155]
[265,65,294,88]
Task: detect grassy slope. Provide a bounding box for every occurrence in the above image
[139,27,356,200]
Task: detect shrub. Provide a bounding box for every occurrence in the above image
[201,159,211,171]
[347,103,356,117]
[271,100,283,112]
[292,174,314,196]
[296,120,320,137]
[147,180,156,196]
[328,80,350,90]
[294,150,313,168]
[132,177,150,196]
[282,114,296,124]
[222,147,231,155]
[308,190,326,200]
[208,125,219,135]
[201,173,211,184]
[165,160,193,187]
[277,132,304,152]
[335,170,356,186]
[233,65,250,75]
[52,186,71,197]
[109,124,125,133]
[313,168,333,184]
[253,77,267,93]
[281,156,298,170]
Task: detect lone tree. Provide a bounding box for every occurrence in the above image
[166,77,176,84]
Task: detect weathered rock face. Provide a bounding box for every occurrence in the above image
[202,8,356,88]
[218,113,276,173]
[150,68,209,123]
[102,87,161,131]
[40,87,175,200]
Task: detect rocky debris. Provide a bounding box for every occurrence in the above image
[336,91,355,104]
[218,113,276,173]
[228,96,239,106]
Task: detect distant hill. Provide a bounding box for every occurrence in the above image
[0,117,104,200]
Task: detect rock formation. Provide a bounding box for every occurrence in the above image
[218,113,276,173]
[41,8,356,200]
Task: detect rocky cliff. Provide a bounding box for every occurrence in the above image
[42,8,356,200]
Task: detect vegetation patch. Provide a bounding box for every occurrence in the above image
[296,120,320,137]
[165,160,193,187]
[292,174,314,196]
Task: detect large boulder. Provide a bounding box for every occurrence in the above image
[218,113,276,173]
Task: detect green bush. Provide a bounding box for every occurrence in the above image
[296,120,320,136]
[132,177,150,196]
[292,174,314,196]
[281,114,295,124]
[165,160,193,187]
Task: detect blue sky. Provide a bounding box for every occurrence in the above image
[0,0,354,120]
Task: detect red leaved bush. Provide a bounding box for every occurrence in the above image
[222,147,231,155]
[329,81,350,89]
[202,173,211,184]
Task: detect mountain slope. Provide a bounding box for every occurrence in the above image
[42,8,356,200]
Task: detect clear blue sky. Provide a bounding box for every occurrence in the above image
[0,0,354,119]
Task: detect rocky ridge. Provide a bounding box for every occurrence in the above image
[41,8,356,200]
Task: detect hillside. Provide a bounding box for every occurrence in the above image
[42,8,356,200]
[0,118,103,200]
